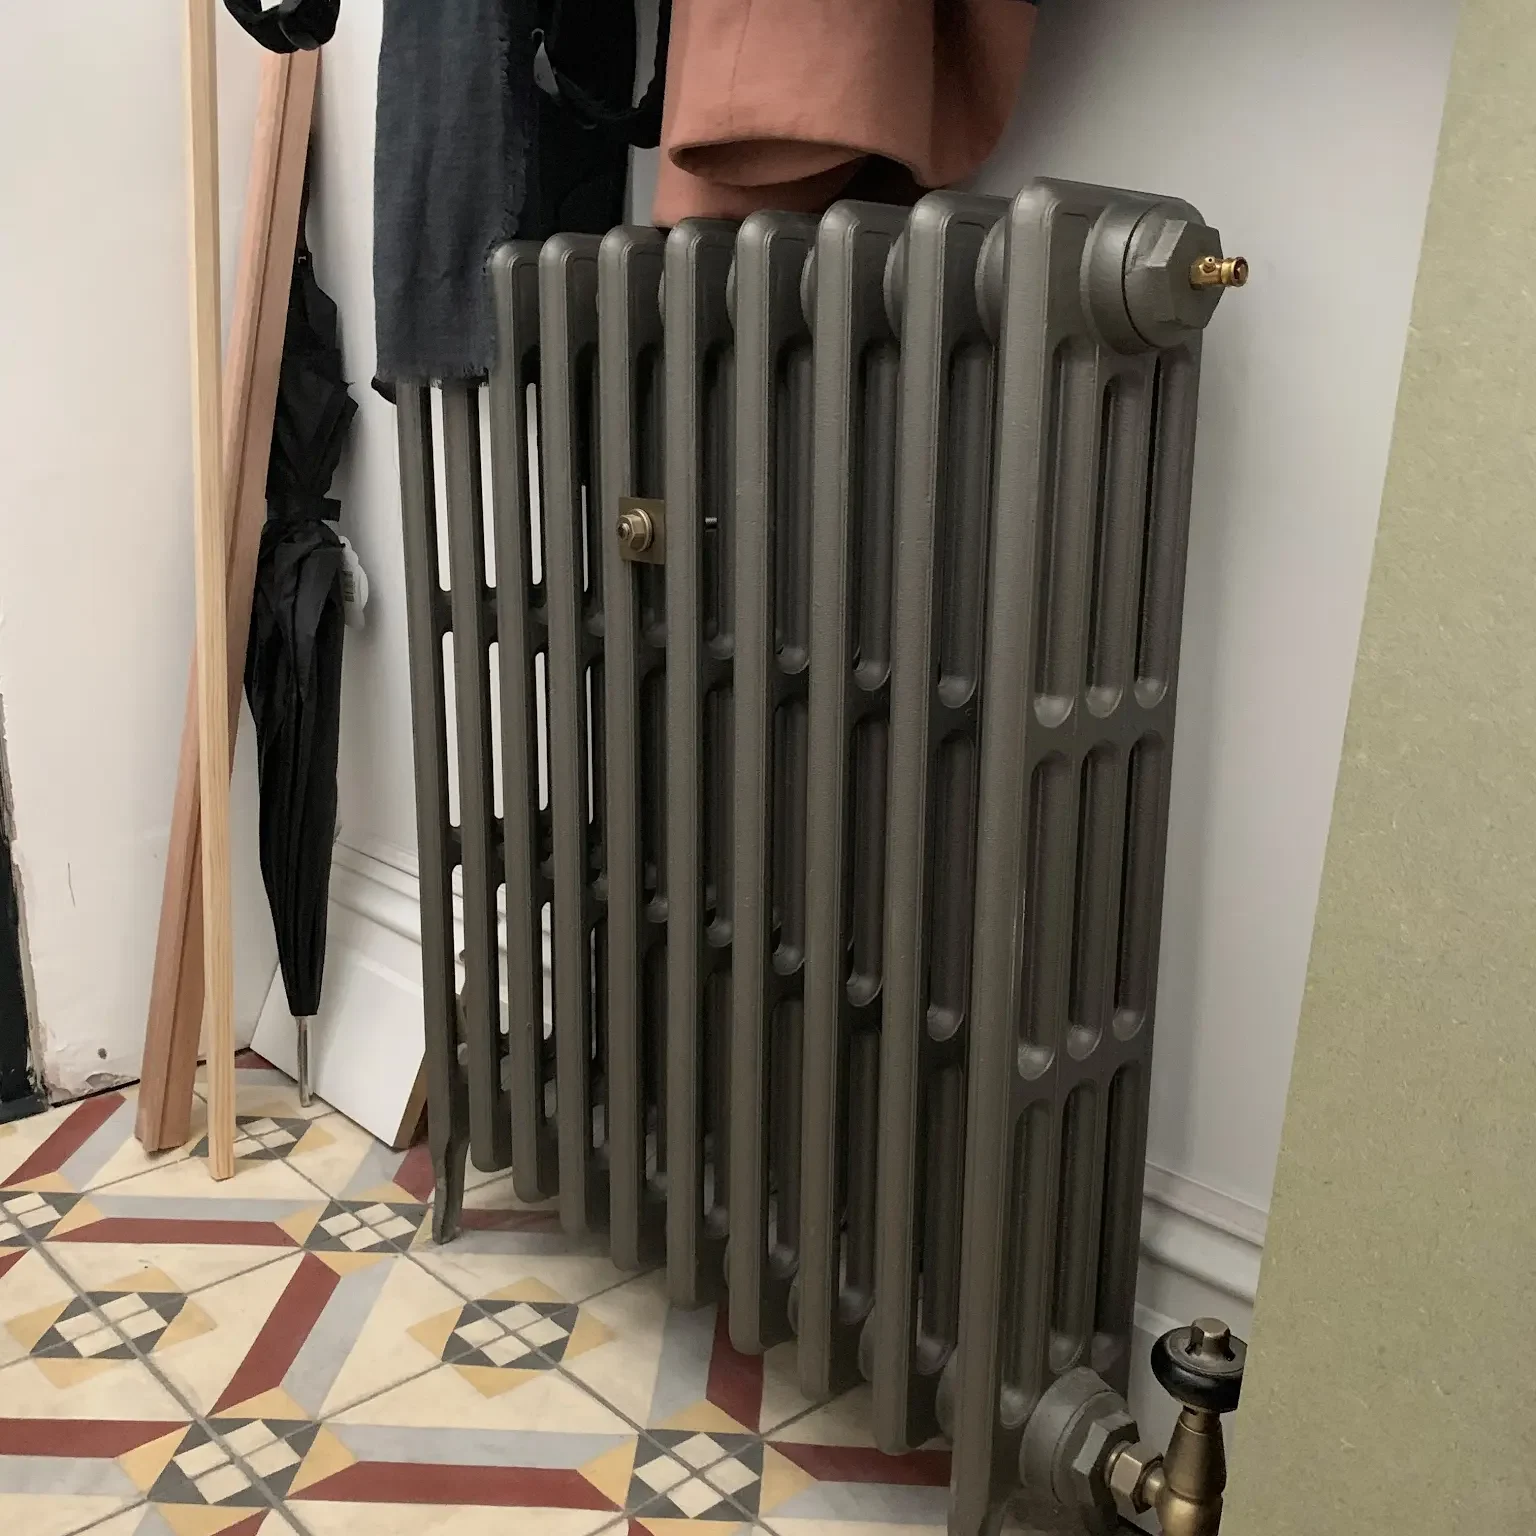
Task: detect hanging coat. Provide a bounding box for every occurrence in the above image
[653,0,1036,223]
[372,0,643,383]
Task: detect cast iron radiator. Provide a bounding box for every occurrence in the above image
[393,179,1239,1534]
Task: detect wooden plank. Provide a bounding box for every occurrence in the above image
[182,0,234,1179]
[137,47,320,1154]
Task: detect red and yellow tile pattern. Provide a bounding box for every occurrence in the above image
[1,1054,957,1536]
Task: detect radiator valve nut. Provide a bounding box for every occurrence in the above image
[1019,1368,1139,1534]
[1065,1406,1140,1532]
[1107,1437,1166,1523]
[615,497,667,563]
[617,506,655,554]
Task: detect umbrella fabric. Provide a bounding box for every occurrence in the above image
[246,223,357,1020]
[247,518,345,1017]
[269,240,357,521]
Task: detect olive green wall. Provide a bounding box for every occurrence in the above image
[1223,0,1536,1530]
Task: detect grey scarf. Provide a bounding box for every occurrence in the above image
[372,0,537,383]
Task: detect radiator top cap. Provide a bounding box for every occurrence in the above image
[1087,200,1247,354]
[1126,205,1247,352]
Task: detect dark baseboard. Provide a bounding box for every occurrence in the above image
[0,822,36,1112]
[0,1091,45,1126]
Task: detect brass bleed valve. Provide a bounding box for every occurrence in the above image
[1018,1316,1246,1534]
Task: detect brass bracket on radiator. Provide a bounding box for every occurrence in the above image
[1019,1317,1246,1535]
[616,496,666,564]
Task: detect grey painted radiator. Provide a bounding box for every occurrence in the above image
[394,179,1239,1535]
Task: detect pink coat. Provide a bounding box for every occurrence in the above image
[653,0,1036,224]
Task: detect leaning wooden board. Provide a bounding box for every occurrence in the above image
[183,0,235,1178]
[137,47,321,1155]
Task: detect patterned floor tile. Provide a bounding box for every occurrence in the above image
[141,1248,467,1424]
[0,1200,26,1250]
[1,1188,86,1243]
[36,1240,296,1310]
[0,1246,85,1369]
[625,1480,761,1533]
[0,1092,115,1189]
[0,1089,206,1198]
[301,1197,428,1254]
[84,1091,208,1194]
[20,1280,213,1369]
[755,1340,828,1437]
[408,1172,628,1305]
[299,1504,613,1534]
[627,1503,760,1533]
[306,1386,704,1525]
[550,1272,688,1428]
[719,1444,951,1530]
[35,1141,337,1276]
[0,1062,979,1536]
[537,1306,955,1533]
[190,1114,330,1166]
[195,1054,331,1126]
[767,1523,950,1535]
[741,1387,952,1531]
[148,1420,297,1509]
[0,1492,147,1536]
[629,1432,761,1523]
[69,1499,302,1536]
[47,1504,154,1536]
[328,1346,639,1436]
[553,1274,806,1440]
[464,1156,516,1193]
[0,1347,192,1535]
[245,1109,434,1204]
[127,1254,307,1417]
[0,1321,190,1419]
[304,1251,480,1416]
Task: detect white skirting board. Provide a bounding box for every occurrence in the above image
[251,835,551,1150]
[252,838,429,1148]
[1130,1167,1266,1466]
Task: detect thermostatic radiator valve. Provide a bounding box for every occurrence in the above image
[1017,1317,1246,1535]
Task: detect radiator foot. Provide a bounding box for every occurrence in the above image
[430,1055,471,1245]
[431,1135,469,1245]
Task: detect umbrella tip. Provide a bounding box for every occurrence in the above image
[295,1016,315,1109]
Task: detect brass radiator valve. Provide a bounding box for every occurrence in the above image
[1109,1319,1247,1535]
[1017,1316,1246,1535]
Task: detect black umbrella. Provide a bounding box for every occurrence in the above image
[246,205,357,1105]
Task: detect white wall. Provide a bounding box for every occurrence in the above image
[971,0,1459,1214]
[0,4,279,1097]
